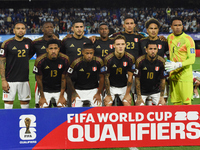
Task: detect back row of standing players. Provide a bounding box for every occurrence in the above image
[0,16,189,109]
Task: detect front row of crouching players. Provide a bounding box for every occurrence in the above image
[33,36,167,108]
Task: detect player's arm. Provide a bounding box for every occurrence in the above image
[122,71,133,106]
[66,74,80,103]
[57,74,67,107]
[29,42,36,59]
[158,78,166,105]
[36,74,48,108]
[135,76,144,106]
[104,73,113,106]
[93,73,104,106]
[0,57,9,92]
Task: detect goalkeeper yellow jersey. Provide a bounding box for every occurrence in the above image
[167,32,195,81]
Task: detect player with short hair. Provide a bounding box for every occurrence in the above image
[61,18,91,63]
[135,41,166,106]
[33,39,70,108]
[104,35,135,106]
[31,21,61,108]
[0,22,32,109]
[94,22,114,60]
[165,17,195,105]
[67,43,105,107]
[139,18,169,105]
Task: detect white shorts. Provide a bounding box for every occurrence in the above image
[104,86,128,102]
[72,88,101,107]
[3,82,31,101]
[42,92,67,107]
[139,92,160,105]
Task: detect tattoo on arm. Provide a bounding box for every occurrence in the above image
[0,57,6,80]
[61,74,66,90]
[135,77,141,96]
[160,79,165,97]
[105,73,111,96]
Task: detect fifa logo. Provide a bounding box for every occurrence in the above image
[19,115,36,140]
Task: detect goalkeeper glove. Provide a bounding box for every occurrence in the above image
[165,61,182,72]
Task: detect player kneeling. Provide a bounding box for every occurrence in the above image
[33,39,70,108]
[134,41,167,106]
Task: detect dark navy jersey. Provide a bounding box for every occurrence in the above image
[31,37,61,58]
[134,55,167,95]
[0,37,32,82]
[139,37,169,58]
[61,36,91,63]
[67,56,104,90]
[33,52,70,92]
[94,37,114,60]
[111,31,144,59]
[104,52,135,87]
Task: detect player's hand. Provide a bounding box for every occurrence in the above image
[159,35,167,42]
[2,80,9,93]
[122,94,132,106]
[65,34,73,38]
[39,97,48,108]
[71,92,80,104]
[93,93,102,106]
[89,36,96,43]
[104,95,113,106]
[57,95,67,107]
[52,34,59,40]
[165,61,182,72]
[158,97,166,105]
[135,97,145,106]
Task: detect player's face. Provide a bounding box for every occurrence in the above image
[13,23,26,38]
[146,44,158,59]
[147,23,159,38]
[46,44,60,60]
[42,23,54,37]
[123,19,135,33]
[171,20,183,36]
[98,25,109,38]
[72,23,84,36]
[82,49,94,62]
[114,39,126,54]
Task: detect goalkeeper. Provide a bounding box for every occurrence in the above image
[165,17,195,105]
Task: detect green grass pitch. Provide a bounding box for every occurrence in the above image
[0,58,200,150]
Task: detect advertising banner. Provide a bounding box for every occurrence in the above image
[1,105,200,149]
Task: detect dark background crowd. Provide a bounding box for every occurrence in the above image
[0,0,200,35]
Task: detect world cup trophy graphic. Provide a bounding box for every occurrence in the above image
[24,117,31,134]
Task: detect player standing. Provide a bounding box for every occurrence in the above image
[165,17,195,105]
[0,22,32,109]
[31,21,60,108]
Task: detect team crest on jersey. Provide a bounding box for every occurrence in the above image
[58,64,63,69]
[177,42,181,47]
[25,44,29,49]
[123,62,128,67]
[134,38,138,42]
[155,66,159,71]
[158,44,162,49]
[83,42,86,45]
[109,44,113,49]
[92,67,97,71]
